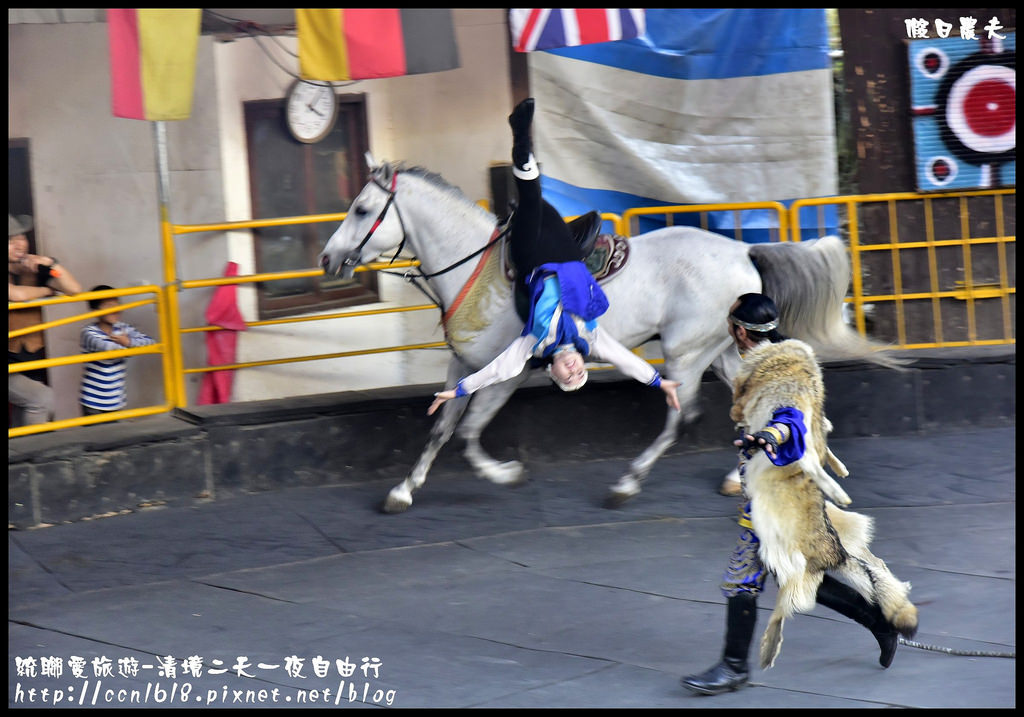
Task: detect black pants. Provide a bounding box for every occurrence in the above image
[9,348,48,385]
[509,174,582,280]
[510,174,583,323]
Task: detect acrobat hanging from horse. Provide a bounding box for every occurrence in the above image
[426,98,681,419]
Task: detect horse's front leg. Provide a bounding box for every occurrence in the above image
[459,372,530,485]
[383,359,470,514]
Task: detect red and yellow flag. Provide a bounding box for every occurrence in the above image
[107,9,202,121]
[296,9,460,81]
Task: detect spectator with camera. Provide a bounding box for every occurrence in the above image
[8,213,82,427]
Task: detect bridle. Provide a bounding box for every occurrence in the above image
[344,169,513,310]
[343,172,408,270]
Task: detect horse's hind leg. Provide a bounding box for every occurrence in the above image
[605,406,684,506]
[459,374,530,485]
[605,355,704,507]
[383,360,470,514]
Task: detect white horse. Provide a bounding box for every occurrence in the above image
[319,160,900,513]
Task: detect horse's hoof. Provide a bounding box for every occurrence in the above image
[604,476,641,508]
[382,488,412,514]
[603,492,629,509]
[484,461,526,486]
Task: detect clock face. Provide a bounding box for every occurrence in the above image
[286,80,338,144]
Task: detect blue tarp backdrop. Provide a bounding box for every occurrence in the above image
[529,8,839,241]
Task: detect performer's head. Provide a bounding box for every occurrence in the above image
[729,293,785,351]
[547,346,588,391]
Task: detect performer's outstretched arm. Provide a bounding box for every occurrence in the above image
[734,407,807,465]
[588,327,681,412]
[427,336,535,415]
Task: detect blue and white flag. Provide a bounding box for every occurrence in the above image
[510,9,645,53]
[528,9,838,240]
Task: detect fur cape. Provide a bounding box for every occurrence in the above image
[731,339,918,669]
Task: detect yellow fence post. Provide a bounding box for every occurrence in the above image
[160,206,187,408]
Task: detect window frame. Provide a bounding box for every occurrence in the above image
[244,93,378,320]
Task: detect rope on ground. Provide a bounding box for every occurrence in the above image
[899,636,1015,658]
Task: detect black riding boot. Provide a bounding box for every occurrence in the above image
[815,574,905,668]
[508,98,536,173]
[681,592,758,695]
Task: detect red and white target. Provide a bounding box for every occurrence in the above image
[914,47,949,79]
[946,64,1016,154]
[927,156,958,185]
[909,34,1015,191]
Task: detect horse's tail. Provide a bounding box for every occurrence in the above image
[749,236,907,368]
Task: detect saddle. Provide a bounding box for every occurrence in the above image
[503,210,631,323]
[567,210,602,257]
[502,230,631,286]
[442,217,632,346]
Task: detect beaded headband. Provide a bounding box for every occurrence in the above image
[730,315,778,333]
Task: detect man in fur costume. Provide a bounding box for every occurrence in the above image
[681,293,918,696]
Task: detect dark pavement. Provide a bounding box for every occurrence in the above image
[8,426,1015,709]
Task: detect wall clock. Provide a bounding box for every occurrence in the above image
[286,79,338,144]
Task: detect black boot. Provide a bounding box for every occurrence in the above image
[681,592,758,695]
[508,98,535,171]
[816,574,902,668]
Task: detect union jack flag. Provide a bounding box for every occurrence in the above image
[509,8,646,53]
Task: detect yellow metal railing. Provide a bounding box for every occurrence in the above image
[10,191,1014,439]
[167,212,448,385]
[178,265,446,376]
[621,202,789,241]
[8,285,172,437]
[789,189,1015,348]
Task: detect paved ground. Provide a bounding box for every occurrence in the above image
[8,426,1015,709]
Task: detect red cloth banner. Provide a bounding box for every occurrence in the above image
[297,8,460,81]
[198,262,248,406]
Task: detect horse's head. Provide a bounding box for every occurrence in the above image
[319,157,406,280]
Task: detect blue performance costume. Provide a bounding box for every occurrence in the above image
[521,261,608,358]
[450,263,664,397]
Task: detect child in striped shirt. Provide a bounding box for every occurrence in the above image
[79,285,155,416]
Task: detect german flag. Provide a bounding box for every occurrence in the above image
[107,9,202,121]
[296,9,460,81]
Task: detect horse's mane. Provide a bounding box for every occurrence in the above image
[385,162,494,221]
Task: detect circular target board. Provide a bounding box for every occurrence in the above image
[937,53,1015,165]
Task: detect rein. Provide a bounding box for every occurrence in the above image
[380,223,510,319]
[416,222,511,280]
